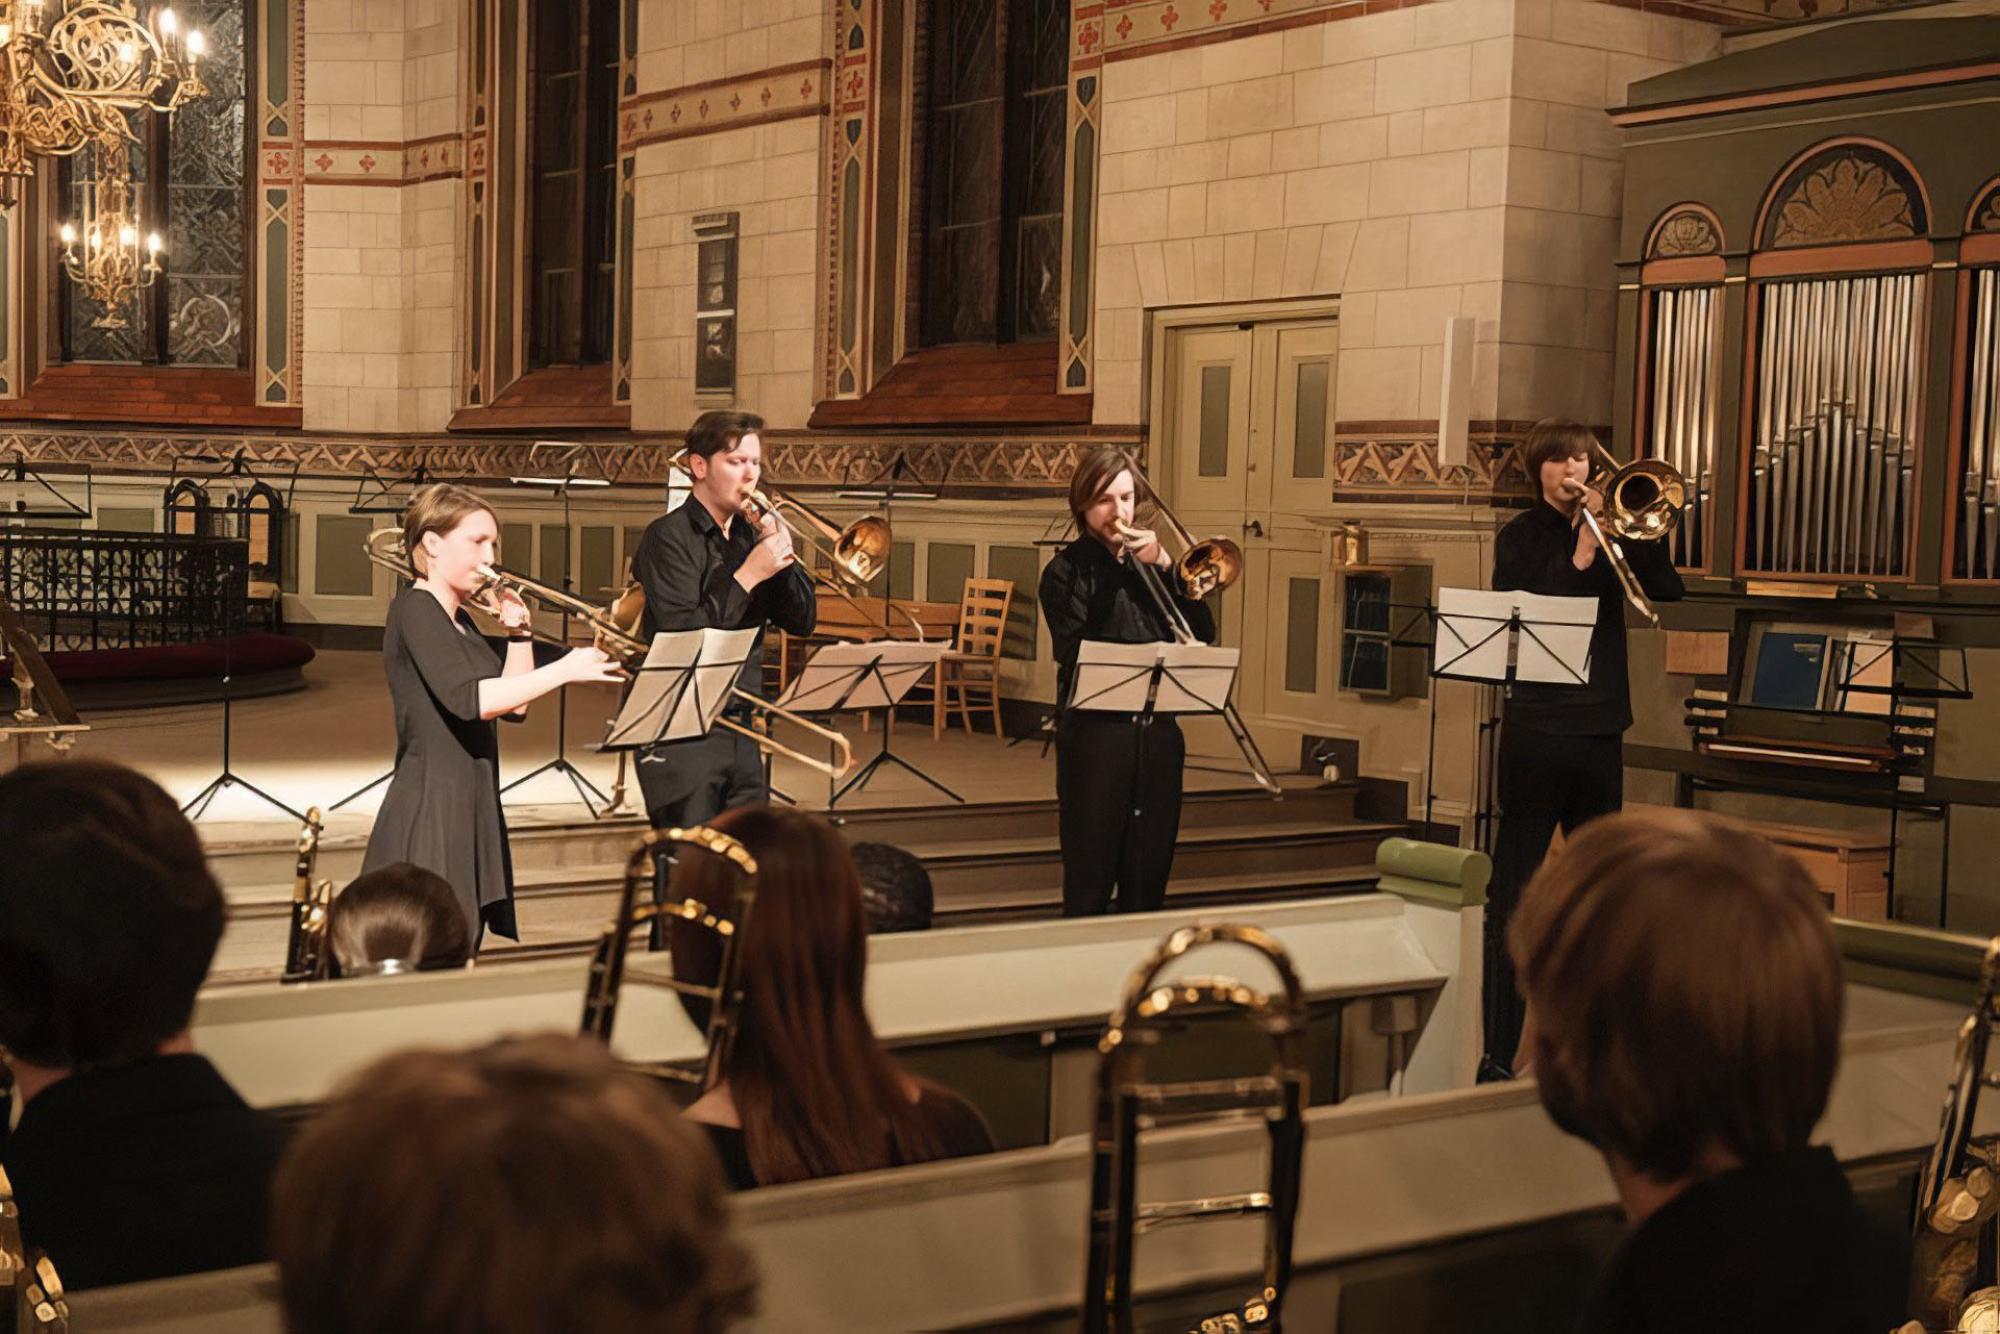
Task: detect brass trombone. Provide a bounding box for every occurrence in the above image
[1110,474,1279,794]
[281,807,335,983]
[364,529,854,780]
[1083,923,1309,1334]
[1901,938,2000,1333]
[1565,442,1686,628]
[1,1166,71,1333]
[579,827,757,1091]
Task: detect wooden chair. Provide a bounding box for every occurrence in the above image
[928,577,1013,739]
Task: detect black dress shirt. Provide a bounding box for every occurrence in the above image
[1578,1146,1907,1334]
[1492,500,1683,736]
[1039,535,1217,707]
[630,497,817,698]
[2,1054,290,1290]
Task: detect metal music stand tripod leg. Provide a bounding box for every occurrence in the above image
[830,659,963,805]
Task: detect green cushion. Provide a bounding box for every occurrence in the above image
[1375,837,1491,909]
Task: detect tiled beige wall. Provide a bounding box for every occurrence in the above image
[300,0,465,433]
[1092,0,1716,427]
[628,0,827,433]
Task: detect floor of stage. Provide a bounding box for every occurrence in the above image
[51,650,1282,845]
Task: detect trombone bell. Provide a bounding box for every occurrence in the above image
[1178,537,1244,601]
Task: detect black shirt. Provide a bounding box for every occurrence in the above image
[1579,1146,1907,1334]
[630,497,817,698]
[2,1054,290,1290]
[1492,500,1683,736]
[698,1084,996,1192]
[1038,535,1217,707]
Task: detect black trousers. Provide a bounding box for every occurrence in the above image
[1056,710,1186,916]
[635,726,766,947]
[1484,724,1623,1076]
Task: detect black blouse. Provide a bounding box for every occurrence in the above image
[1492,501,1683,736]
[1038,535,1216,707]
[699,1085,995,1192]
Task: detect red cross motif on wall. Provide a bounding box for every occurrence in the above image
[761,85,773,106]
[698,99,710,118]
[1208,0,1226,17]
[671,103,682,122]
[1161,5,1179,29]
[358,154,376,172]
[801,77,813,99]
[845,70,864,99]
[1116,14,1132,37]
[1078,20,1100,51]
[729,91,741,110]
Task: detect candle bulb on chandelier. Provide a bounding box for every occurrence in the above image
[58,222,75,247]
[117,39,138,63]
[159,7,177,35]
[187,28,203,58]
[146,232,162,255]
[119,224,137,248]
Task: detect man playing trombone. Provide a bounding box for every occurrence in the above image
[1483,418,1684,1081]
[1039,447,1216,917]
[629,410,817,839]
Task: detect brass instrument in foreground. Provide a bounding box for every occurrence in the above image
[1565,441,1686,628]
[1900,939,2000,1333]
[281,808,334,983]
[579,827,757,1091]
[2,1166,71,1333]
[1083,923,1308,1333]
[1,593,86,768]
[364,530,853,780]
[1111,485,1279,793]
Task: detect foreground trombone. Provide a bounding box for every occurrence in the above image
[1565,441,1685,628]
[364,529,853,780]
[1084,923,1309,1333]
[1899,938,2000,1333]
[579,827,757,1090]
[281,807,335,983]
[2,1166,71,1332]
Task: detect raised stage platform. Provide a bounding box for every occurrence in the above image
[37,650,1404,981]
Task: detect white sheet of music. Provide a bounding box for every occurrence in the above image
[775,640,950,712]
[1154,643,1239,714]
[1511,592,1596,685]
[604,626,757,747]
[1433,588,1516,682]
[1071,641,1164,712]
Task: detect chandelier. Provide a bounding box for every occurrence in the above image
[58,142,159,326]
[0,1,207,194]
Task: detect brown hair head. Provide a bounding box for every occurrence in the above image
[1068,445,1142,525]
[684,410,766,462]
[327,863,471,976]
[1508,808,1842,1180]
[271,1035,757,1334]
[1518,417,1600,488]
[401,483,496,576]
[0,759,224,1068]
[667,805,944,1186]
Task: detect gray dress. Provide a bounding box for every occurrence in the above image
[361,586,518,940]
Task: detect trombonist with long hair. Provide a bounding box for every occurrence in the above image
[1483,418,1684,1080]
[1039,447,1216,917]
[362,484,623,946]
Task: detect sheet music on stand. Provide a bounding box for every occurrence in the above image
[603,627,758,750]
[1071,641,1242,714]
[774,640,949,713]
[1434,588,1594,685]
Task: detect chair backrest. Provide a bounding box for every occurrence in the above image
[955,578,1014,658]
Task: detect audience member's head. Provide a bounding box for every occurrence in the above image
[327,863,471,976]
[668,805,947,1185]
[850,841,933,934]
[271,1035,755,1334]
[1509,808,1841,1192]
[0,760,223,1076]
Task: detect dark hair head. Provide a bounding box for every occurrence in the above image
[401,483,496,577]
[0,760,223,1068]
[1068,446,1140,525]
[1518,417,1599,487]
[1509,808,1842,1180]
[328,864,471,977]
[850,842,933,934]
[684,410,766,462]
[271,1035,757,1334]
[667,805,943,1185]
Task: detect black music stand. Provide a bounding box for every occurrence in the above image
[328,464,440,813]
[775,640,958,805]
[179,451,310,824]
[1,452,93,522]
[499,462,614,816]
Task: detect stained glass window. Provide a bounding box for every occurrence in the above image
[59,0,247,366]
[920,0,1069,347]
[527,0,619,368]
